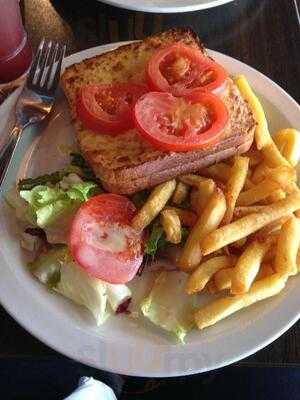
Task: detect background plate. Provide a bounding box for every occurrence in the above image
[0,42,300,377]
[95,0,234,14]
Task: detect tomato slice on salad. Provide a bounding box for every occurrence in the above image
[134,91,228,152]
[146,44,228,97]
[77,83,148,135]
[69,194,144,284]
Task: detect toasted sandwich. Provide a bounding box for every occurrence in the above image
[61,28,255,194]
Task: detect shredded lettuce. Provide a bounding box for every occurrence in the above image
[17,178,97,243]
[141,271,199,343]
[18,153,100,191]
[144,221,167,258]
[144,221,190,259]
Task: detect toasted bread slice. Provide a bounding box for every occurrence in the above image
[61,28,255,194]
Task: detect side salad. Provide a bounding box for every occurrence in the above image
[6,153,198,342]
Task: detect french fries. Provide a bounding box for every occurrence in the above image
[132,74,300,334]
[233,206,266,219]
[190,180,216,215]
[274,217,300,276]
[172,181,189,205]
[186,256,237,294]
[261,141,291,168]
[132,180,176,231]
[200,163,231,182]
[267,189,286,203]
[252,162,271,184]
[201,193,300,255]
[237,179,280,206]
[214,263,274,292]
[178,188,226,271]
[224,156,249,224]
[179,174,208,187]
[160,209,181,244]
[237,166,295,206]
[194,273,287,329]
[214,267,233,291]
[254,216,291,238]
[231,240,272,294]
[273,128,300,167]
[164,206,197,227]
[245,148,262,167]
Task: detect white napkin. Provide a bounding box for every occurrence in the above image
[64,377,117,400]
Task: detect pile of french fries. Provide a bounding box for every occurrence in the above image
[132,74,300,332]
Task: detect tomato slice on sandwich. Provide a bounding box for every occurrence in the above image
[134,91,228,152]
[77,83,148,135]
[146,44,228,96]
[69,194,144,284]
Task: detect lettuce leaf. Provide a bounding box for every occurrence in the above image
[141,271,199,343]
[30,247,132,326]
[55,258,110,326]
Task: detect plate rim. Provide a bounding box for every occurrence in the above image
[0,41,300,377]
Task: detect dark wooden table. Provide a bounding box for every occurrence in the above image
[1,0,300,392]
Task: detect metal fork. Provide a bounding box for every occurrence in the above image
[0,39,66,186]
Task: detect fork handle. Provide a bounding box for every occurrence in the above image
[0,125,23,186]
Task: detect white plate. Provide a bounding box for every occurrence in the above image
[0,42,300,378]
[96,0,234,13]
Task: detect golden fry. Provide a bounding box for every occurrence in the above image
[267,189,286,203]
[224,156,249,224]
[237,179,280,206]
[178,188,226,271]
[214,267,234,291]
[194,273,287,330]
[234,75,290,167]
[206,280,218,294]
[252,163,272,184]
[186,256,237,294]
[190,180,216,215]
[234,75,271,150]
[201,193,300,255]
[132,180,176,231]
[237,166,296,206]
[256,263,274,280]
[255,216,291,238]
[179,174,208,187]
[245,148,263,167]
[244,178,255,190]
[273,128,300,167]
[231,240,272,294]
[200,163,231,182]
[274,217,300,276]
[233,206,265,219]
[261,141,290,168]
[172,181,189,205]
[164,206,197,227]
[160,209,181,244]
[214,263,274,292]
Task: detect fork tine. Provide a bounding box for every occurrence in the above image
[48,44,66,92]
[36,40,53,87]
[27,38,45,84]
[43,42,59,89]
